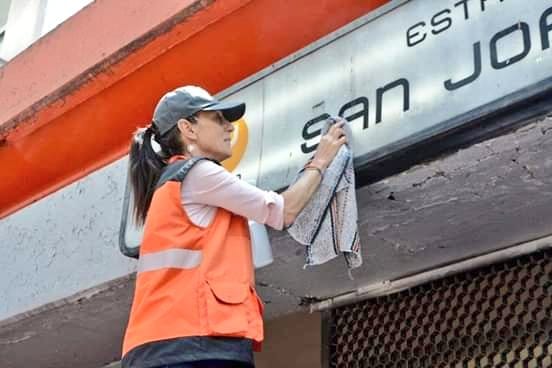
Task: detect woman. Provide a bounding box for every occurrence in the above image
[122,86,347,368]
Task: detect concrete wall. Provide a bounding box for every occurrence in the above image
[256,312,322,368]
[0,0,9,62]
[0,0,10,29]
[42,0,93,35]
[0,157,135,321]
[0,0,92,60]
[1,0,47,59]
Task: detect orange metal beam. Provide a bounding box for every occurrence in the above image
[0,0,389,218]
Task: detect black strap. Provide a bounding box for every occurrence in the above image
[156,157,219,189]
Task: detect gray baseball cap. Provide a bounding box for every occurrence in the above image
[152,85,246,136]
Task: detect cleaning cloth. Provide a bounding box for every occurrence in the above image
[287,117,362,270]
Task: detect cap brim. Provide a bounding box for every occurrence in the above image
[202,101,246,122]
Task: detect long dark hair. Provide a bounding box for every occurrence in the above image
[129,122,185,225]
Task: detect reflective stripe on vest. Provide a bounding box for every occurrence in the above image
[137,248,202,273]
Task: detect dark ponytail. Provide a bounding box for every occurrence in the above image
[129,123,185,225]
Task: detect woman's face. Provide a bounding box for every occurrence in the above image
[186,110,235,161]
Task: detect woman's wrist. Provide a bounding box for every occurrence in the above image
[304,166,323,177]
[306,158,328,172]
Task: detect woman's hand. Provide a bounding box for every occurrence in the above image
[310,119,348,171]
[280,118,348,227]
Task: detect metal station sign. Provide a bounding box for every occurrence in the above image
[121,0,552,253]
[223,0,552,190]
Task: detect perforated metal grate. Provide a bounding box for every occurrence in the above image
[326,249,552,367]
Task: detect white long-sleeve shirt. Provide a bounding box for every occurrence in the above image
[180,160,284,230]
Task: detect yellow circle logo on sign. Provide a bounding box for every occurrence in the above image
[221,118,249,172]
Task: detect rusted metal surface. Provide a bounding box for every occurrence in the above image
[326,248,552,367]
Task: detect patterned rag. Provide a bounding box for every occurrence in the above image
[287,117,362,271]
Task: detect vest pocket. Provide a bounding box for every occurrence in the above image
[205,279,249,335]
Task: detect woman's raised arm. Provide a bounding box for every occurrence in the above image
[281,120,347,227]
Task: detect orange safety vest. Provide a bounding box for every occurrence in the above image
[122,157,264,358]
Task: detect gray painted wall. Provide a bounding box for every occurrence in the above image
[0,157,135,321]
[0,0,10,29]
[0,0,92,60]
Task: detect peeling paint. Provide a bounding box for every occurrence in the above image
[255,114,552,312]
